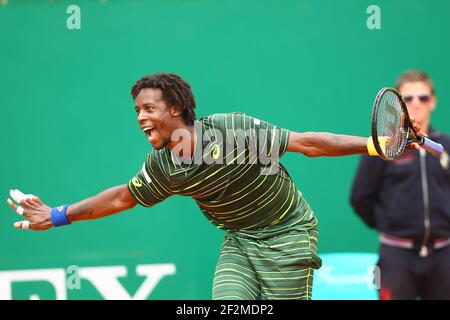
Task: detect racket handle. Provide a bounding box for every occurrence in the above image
[421,137,444,156]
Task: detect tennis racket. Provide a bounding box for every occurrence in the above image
[371,87,444,160]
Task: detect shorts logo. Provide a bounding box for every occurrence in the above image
[132,177,143,188]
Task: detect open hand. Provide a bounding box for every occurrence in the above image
[6,189,53,231]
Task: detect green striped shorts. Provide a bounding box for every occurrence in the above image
[212,226,322,300]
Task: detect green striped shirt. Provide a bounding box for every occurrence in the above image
[128,112,316,234]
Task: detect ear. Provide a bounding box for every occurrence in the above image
[431,96,437,112]
[170,106,182,117]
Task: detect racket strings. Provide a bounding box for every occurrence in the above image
[377,91,408,158]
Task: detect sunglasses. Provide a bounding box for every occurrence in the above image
[402,94,432,104]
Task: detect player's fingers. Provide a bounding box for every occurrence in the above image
[413,123,427,137]
[9,189,35,207]
[409,117,428,138]
[419,128,428,138]
[14,221,30,230]
[6,198,20,213]
[6,198,17,210]
[22,196,37,208]
[7,198,32,219]
[16,206,25,216]
[412,142,421,150]
[23,192,35,202]
[31,195,42,204]
[10,189,27,204]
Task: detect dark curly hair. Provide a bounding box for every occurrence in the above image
[131,73,196,125]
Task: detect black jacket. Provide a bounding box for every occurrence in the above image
[350,127,450,241]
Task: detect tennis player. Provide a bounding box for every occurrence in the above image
[6,73,424,300]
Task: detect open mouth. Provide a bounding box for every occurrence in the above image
[142,126,158,143]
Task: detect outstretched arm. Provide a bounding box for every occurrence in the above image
[286,131,368,157]
[287,117,427,157]
[7,184,137,231]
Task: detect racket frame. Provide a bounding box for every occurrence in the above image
[371,87,410,160]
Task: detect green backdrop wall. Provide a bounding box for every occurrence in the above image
[1,0,449,299]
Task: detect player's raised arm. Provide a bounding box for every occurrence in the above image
[6,185,137,231]
[286,131,369,157]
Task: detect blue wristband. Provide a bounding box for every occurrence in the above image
[50,205,71,227]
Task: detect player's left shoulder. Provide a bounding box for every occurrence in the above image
[200,112,247,128]
[199,112,233,123]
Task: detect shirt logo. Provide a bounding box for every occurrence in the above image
[57,206,64,212]
[440,151,449,170]
[132,177,143,188]
[211,144,221,160]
